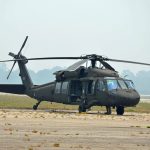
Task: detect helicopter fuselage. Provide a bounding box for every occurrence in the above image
[0,37,148,115]
[27,76,140,110]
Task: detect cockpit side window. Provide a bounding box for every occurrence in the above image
[87,80,95,94]
[97,80,105,91]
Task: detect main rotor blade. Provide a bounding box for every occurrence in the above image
[0,59,16,62]
[18,36,28,56]
[108,58,150,66]
[0,57,82,63]
[7,61,16,79]
[27,57,82,60]
[1,56,150,67]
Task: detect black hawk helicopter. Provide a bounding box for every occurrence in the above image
[0,36,150,115]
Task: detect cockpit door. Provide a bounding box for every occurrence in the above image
[95,80,109,105]
[83,80,96,105]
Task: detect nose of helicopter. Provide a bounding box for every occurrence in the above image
[109,89,140,106]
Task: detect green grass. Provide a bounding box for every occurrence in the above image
[126,102,150,113]
[0,94,78,110]
[0,94,150,113]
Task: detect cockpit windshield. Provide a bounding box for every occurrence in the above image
[118,80,128,89]
[107,80,120,91]
[106,79,134,91]
[125,80,135,89]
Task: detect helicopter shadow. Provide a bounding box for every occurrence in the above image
[44,109,135,116]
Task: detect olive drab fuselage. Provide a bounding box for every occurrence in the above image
[0,36,145,115]
[27,66,140,110]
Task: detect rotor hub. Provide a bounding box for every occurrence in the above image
[81,54,109,68]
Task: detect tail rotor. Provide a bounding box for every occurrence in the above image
[7,36,28,79]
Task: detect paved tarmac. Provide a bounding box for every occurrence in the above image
[0,109,150,150]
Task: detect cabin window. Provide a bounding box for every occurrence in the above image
[55,82,61,93]
[61,82,68,94]
[70,80,82,96]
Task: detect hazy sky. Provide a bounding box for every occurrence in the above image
[0,0,150,74]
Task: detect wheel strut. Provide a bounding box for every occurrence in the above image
[105,106,111,115]
[78,98,87,113]
[33,101,41,110]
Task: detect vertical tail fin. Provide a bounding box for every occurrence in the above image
[18,58,33,89]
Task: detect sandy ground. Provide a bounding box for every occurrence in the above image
[0,109,150,150]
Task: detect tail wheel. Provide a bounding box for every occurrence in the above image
[116,106,124,115]
[33,101,41,110]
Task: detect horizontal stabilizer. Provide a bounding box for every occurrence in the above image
[0,84,26,94]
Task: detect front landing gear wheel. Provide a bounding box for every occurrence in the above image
[78,105,86,113]
[116,106,124,115]
[33,105,38,110]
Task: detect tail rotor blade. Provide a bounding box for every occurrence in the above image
[7,61,16,79]
[18,36,28,56]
